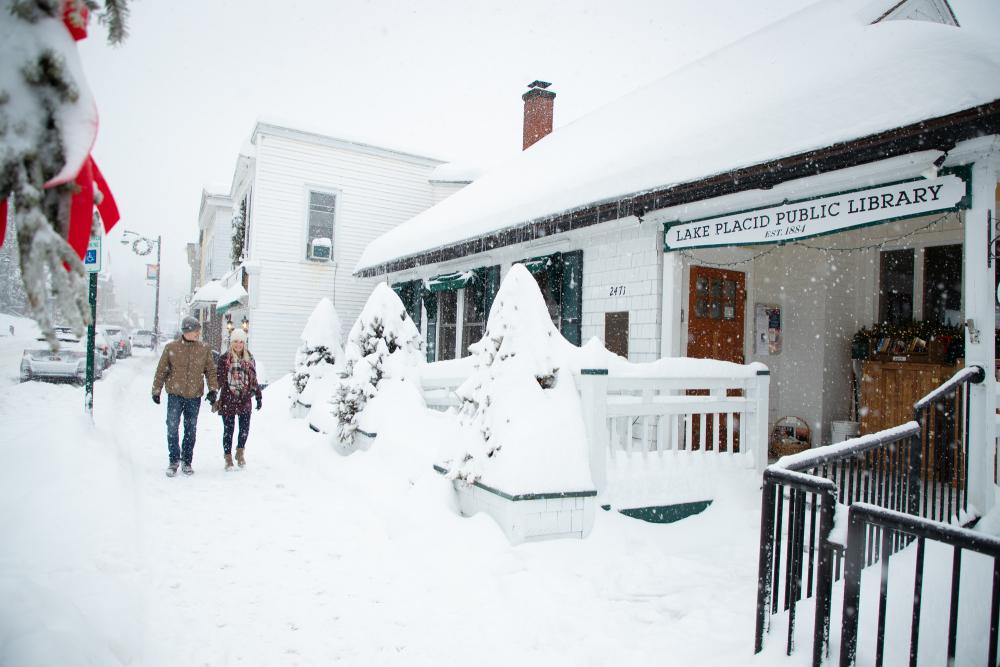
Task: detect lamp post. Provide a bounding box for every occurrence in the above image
[120,230,162,341]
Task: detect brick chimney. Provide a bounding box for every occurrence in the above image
[522,80,555,150]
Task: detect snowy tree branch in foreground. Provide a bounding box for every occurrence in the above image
[0,0,129,343]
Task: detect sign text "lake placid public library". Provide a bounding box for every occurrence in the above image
[664,173,967,251]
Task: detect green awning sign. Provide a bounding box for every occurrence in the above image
[425,271,475,292]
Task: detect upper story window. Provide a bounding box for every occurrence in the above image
[306,191,336,261]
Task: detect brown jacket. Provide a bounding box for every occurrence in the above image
[152,338,219,399]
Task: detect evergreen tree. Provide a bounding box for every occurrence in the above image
[0,0,130,341]
[231,198,246,268]
[330,284,422,450]
[0,204,28,314]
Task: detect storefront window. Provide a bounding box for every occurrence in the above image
[462,283,486,357]
[923,244,962,327]
[438,290,457,360]
[878,249,914,325]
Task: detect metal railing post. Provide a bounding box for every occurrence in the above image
[755,475,778,653]
[812,487,836,667]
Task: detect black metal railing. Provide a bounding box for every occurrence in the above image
[840,502,1000,667]
[754,365,986,666]
[913,365,985,524]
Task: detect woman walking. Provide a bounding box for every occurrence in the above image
[215,329,262,470]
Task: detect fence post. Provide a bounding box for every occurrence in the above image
[579,369,609,493]
[752,369,771,472]
[839,506,867,667]
[755,474,778,653]
[813,487,836,666]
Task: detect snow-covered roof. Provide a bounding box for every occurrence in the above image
[252,118,447,166]
[429,162,484,184]
[216,283,248,311]
[190,280,225,304]
[357,0,1000,274]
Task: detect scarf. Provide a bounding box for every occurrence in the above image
[227,356,249,397]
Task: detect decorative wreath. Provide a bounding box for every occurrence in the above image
[131,237,153,256]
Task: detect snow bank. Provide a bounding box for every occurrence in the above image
[440,264,593,494]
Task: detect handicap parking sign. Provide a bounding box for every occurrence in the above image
[85,237,102,273]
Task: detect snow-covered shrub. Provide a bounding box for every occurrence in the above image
[290,297,343,417]
[441,264,593,494]
[329,283,423,453]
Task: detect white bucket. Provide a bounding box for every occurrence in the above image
[831,420,860,444]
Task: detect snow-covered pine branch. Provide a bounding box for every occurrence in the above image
[290,297,343,410]
[330,283,422,453]
[0,0,129,343]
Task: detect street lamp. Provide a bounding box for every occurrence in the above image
[121,230,162,341]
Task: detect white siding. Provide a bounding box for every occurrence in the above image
[246,130,441,382]
[580,222,663,362]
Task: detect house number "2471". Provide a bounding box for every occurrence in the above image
[608,285,626,297]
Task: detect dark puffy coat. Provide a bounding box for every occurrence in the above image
[215,351,262,416]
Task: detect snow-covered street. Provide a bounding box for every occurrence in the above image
[0,335,772,666]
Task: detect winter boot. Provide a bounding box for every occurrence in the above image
[224,453,234,471]
[166,462,179,477]
[181,462,194,476]
[235,448,245,468]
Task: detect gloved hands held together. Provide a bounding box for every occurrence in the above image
[206,390,218,405]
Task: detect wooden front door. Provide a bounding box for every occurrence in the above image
[687,266,746,363]
[686,266,746,451]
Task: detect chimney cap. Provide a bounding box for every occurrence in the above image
[527,80,552,90]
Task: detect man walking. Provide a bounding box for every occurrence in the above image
[152,316,219,477]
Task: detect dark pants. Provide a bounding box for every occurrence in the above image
[222,412,251,454]
[166,394,201,464]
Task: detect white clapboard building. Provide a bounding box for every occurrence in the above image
[190,121,475,382]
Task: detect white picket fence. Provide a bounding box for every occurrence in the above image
[418,360,771,495]
[576,367,770,492]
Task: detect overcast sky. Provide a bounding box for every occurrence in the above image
[78,0,817,330]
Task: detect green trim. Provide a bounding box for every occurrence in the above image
[425,271,475,292]
[603,500,713,524]
[756,369,770,376]
[433,464,597,501]
[662,169,971,253]
[580,368,609,375]
[519,254,559,275]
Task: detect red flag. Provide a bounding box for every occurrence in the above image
[92,159,120,233]
[67,158,94,260]
[62,0,89,41]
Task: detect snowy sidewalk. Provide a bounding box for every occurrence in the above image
[0,348,775,666]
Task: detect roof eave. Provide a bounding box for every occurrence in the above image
[355,99,1000,278]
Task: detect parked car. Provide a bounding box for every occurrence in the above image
[100,324,131,358]
[21,332,103,384]
[94,330,115,369]
[131,329,157,349]
[61,326,114,369]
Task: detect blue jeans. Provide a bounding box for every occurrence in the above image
[221,412,250,454]
[166,394,201,464]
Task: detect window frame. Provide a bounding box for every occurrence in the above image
[302,186,341,263]
[877,241,964,325]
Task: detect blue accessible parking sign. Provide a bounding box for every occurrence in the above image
[85,237,102,273]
